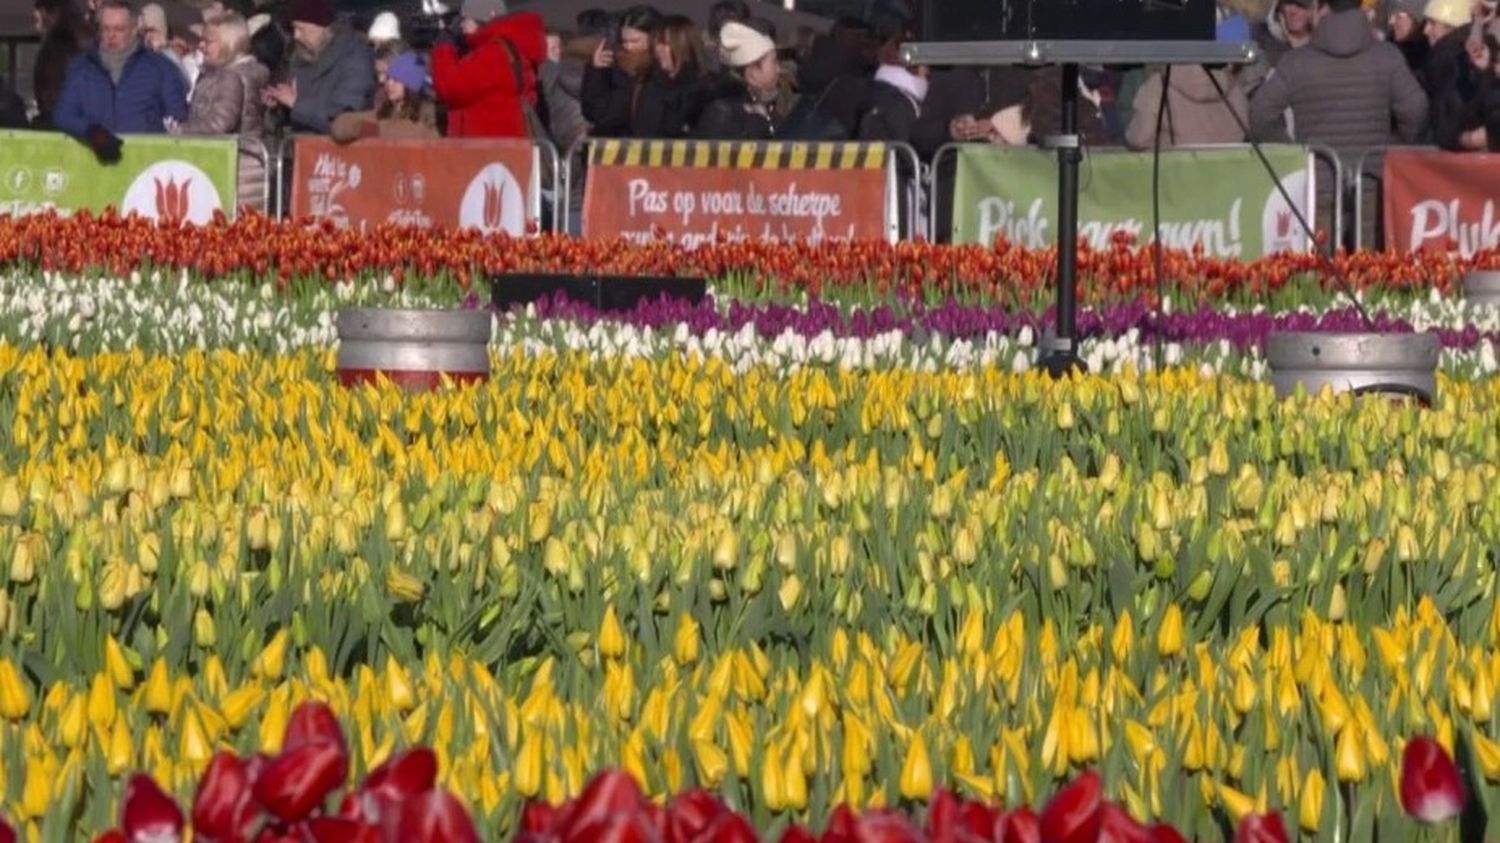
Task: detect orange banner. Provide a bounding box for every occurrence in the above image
[291,137,536,234]
[1383,147,1500,256]
[582,163,889,247]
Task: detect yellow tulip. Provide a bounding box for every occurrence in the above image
[0,658,31,721]
[1335,721,1367,783]
[252,629,289,680]
[1217,780,1256,824]
[19,755,51,820]
[1158,604,1184,659]
[899,730,934,801]
[103,636,134,691]
[1300,768,1325,833]
[515,729,543,798]
[691,738,728,787]
[106,716,133,776]
[672,614,699,666]
[58,695,87,749]
[86,673,115,731]
[386,660,417,713]
[1473,732,1500,781]
[597,605,626,660]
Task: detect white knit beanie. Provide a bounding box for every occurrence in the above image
[1425,0,1470,27]
[368,11,401,43]
[718,21,776,68]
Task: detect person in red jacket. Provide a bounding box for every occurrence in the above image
[431,0,546,138]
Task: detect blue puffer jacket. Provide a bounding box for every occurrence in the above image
[53,45,189,137]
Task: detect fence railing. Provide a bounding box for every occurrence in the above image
[6,128,1486,256]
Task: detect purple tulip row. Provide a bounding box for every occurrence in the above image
[478,293,1494,352]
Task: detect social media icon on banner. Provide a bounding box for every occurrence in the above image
[43,169,68,196]
[6,167,32,195]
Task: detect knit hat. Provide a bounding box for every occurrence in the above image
[1425,0,1470,26]
[718,20,775,68]
[139,3,168,35]
[386,51,429,94]
[289,0,336,27]
[460,0,507,22]
[368,11,401,42]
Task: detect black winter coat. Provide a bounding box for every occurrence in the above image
[694,75,778,140]
[583,63,709,139]
[910,66,1031,159]
[857,79,920,143]
[32,25,85,129]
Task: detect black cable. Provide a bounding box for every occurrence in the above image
[1151,65,1173,371]
[1204,69,1374,330]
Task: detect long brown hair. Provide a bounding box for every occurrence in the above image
[654,14,707,77]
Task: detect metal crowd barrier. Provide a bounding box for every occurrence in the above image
[564,138,922,243]
[237,136,271,217]
[271,134,562,233]
[926,141,1343,251]
[1350,145,1442,252]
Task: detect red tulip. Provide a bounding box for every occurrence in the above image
[1232,813,1289,843]
[996,808,1041,843]
[692,812,757,843]
[780,825,817,843]
[394,790,482,843]
[284,702,347,757]
[567,770,649,832]
[956,801,1000,840]
[823,803,860,842]
[305,817,383,843]
[0,819,13,843]
[1098,804,1154,843]
[1040,771,1104,843]
[928,788,961,842]
[121,774,184,842]
[353,747,438,825]
[562,812,662,843]
[193,751,256,842]
[520,800,569,834]
[94,833,127,843]
[1147,824,1189,843]
[252,741,349,821]
[1400,736,1466,824]
[665,788,728,843]
[852,810,926,843]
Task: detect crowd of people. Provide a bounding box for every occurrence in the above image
[6,0,1500,215]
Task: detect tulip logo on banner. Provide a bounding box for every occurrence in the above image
[121,161,222,225]
[459,164,525,235]
[1260,168,1311,254]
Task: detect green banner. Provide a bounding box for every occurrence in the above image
[0,129,238,224]
[951,145,1312,257]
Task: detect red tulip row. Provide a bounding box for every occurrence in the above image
[0,704,1467,843]
[0,211,1480,300]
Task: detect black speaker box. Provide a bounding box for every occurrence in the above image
[918,0,1216,43]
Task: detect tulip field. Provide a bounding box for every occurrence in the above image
[3,212,1500,841]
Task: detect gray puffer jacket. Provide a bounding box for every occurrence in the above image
[1249,8,1427,157]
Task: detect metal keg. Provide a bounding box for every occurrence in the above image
[1463,270,1500,306]
[1265,331,1440,404]
[336,308,493,390]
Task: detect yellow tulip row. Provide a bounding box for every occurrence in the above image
[0,599,1493,837]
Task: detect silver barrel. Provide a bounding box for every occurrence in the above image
[1463,270,1500,306]
[336,308,493,389]
[1265,331,1440,404]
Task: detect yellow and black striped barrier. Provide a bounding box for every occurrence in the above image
[587,140,889,172]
